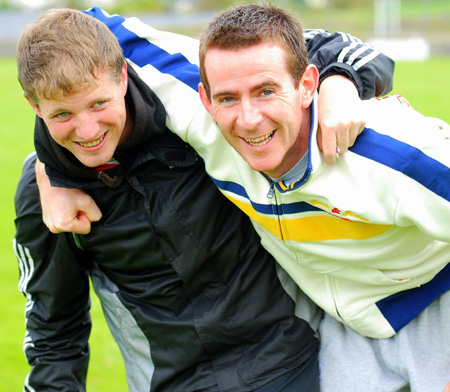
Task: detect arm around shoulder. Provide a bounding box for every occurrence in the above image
[304,30,394,164]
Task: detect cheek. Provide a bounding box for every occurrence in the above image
[208,104,220,124]
[282,101,302,125]
[47,122,71,143]
[111,104,127,124]
[213,108,233,131]
[97,107,122,127]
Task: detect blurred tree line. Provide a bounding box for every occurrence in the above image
[1,0,448,54]
[0,0,376,13]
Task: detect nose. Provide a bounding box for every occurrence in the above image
[236,98,262,131]
[75,112,100,140]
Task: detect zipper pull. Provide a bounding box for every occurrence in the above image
[267,182,275,199]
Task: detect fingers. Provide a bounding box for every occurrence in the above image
[48,199,102,234]
[317,121,366,165]
[443,381,450,392]
[318,117,366,165]
[347,121,366,148]
[40,187,102,234]
[71,213,94,235]
[45,213,92,235]
[35,158,102,234]
[317,74,367,165]
[317,124,338,165]
[79,197,102,223]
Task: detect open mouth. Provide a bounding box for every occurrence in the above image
[77,133,106,148]
[243,131,274,147]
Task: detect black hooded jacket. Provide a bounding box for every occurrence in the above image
[15,66,320,391]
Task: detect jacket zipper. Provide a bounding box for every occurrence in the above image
[265,181,286,242]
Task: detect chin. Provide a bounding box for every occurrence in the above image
[248,158,279,174]
[78,157,106,169]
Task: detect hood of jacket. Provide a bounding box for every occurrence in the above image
[34,64,167,189]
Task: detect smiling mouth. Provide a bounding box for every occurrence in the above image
[243,131,274,147]
[77,133,106,148]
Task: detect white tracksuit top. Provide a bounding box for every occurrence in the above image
[179,93,450,338]
[86,8,449,338]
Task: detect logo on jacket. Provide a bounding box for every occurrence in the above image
[311,200,370,223]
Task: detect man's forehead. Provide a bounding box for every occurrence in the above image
[205,43,287,73]
[205,43,289,93]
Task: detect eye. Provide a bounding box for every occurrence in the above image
[55,112,70,120]
[220,96,235,103]
[261,89,274,97]
[216,96,237,107]
[93,100,106,109]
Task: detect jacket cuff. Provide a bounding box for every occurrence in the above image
[318,63,364,98]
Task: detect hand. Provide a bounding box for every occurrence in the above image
[35,159,102,234]
[317,75,366,165]
[444,381,450,392]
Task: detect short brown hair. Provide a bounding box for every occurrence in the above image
[17,8,125,104]
[199,3,309,98]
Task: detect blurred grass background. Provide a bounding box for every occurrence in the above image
[0,0,449,390]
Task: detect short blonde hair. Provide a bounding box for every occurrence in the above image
[17,8,125,104]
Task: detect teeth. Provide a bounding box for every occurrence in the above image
[79,134,105,148]
[244,131,274,147]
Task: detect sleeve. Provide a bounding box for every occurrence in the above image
[14,153,91,392]
[362,98,450,242]
[304,29,395,99]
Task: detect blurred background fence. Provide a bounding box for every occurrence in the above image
[1,0,449,58]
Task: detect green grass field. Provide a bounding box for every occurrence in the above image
[1,56,449,390]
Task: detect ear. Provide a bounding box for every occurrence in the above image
[24,94,43,118]
[299,64,319,109]
[198,82,215,120]
[120,61,128,96]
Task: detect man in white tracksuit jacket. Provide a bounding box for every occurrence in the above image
[189,4,450,392]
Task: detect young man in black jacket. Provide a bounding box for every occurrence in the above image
[15,7,394,392]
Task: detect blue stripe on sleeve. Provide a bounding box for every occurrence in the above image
[84,7,200,91]
[353,128,450,331]
[350,128,450,202]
